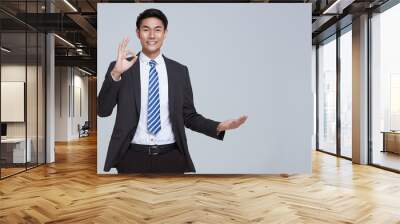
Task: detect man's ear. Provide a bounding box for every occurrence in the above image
[136,29,140,39]
[164,29,168,39]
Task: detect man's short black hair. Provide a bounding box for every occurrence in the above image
[136,8,168,30]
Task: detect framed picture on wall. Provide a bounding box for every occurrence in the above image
[1,81,25,122]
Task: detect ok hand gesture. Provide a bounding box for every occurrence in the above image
[111,37,138,80]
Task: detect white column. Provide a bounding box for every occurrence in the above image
[352,14,369,164]
[46,1,55,163]
[46,33,55,163]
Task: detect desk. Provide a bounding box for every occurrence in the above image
[381,131,400,154]
[1,138,32,163]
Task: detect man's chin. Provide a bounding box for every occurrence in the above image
[143,48,161,55]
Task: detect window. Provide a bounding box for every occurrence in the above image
[371,3,400,171]
[339,28,352,158]
[318,36,337,154]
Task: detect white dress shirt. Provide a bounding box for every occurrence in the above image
[131,52,176,145]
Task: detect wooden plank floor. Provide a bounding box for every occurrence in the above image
[1,134,400,224]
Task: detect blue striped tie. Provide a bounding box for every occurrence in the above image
[147,60,161,135]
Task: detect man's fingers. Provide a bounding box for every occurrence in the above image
[121,38,126,49]
[228,120,239,129]
[238,116,247,125]
[126,49,136,58]
[117,42,122,59]
[220,115,248,131]
[126,49,137,66]
[230,116,247,129]
[122,37,129,51]
[235,119,244,127]
[128,55,138,66]
[118,38,127,57]
[238,115,248,123]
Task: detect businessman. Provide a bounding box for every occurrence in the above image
[98,8,247,173]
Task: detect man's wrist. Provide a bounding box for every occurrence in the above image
[111,70,122,81]
[216,122,223,133]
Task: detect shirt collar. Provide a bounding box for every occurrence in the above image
[139,51,164,66]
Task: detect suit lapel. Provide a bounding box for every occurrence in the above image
[128,57,141,116]
[163,55,176,116]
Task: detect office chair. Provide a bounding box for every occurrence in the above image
[79,121,90,138]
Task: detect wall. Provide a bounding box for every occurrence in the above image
[1,64,41,138]
[88,77,97,132]
[1,65,25,138]
[54,67,89,141]
[1,63,45,165]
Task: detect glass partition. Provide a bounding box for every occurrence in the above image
[1,30,28,177]
[0,1,46,179]
[317,35,337,155]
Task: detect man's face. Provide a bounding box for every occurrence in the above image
[136,17,167,55]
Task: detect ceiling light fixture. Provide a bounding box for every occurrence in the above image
[63,0,78,12]
[54,34,75,48]
[1,47,11,53]
[323,0,342,14]
[78,67,92,76]
[322,0,354,15]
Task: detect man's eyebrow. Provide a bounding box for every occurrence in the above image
[141,25,163,29]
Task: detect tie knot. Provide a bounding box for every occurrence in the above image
[149,60,156,67]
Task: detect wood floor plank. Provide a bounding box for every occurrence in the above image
[0,134,400,223]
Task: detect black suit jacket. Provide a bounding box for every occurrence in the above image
[98,54,225,172]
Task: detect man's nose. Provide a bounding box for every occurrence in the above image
[149,30,155,38]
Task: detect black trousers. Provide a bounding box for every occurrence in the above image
[116,144,187,174]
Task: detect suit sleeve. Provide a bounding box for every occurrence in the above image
[182,66,225,140]
[97,61,122,117]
